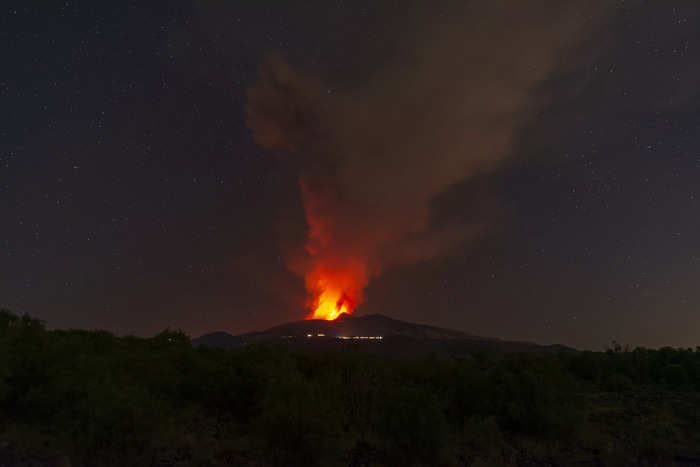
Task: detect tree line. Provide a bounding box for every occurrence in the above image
[0,309,699,466]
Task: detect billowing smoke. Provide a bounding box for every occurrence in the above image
[246,1,611,318]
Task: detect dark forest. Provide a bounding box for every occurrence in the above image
[1,310,699,466]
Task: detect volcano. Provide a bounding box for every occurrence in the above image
[193,314,573,356]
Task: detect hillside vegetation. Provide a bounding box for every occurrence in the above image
[1,309,699,466]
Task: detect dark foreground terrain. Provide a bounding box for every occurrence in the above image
[1,309,699,466]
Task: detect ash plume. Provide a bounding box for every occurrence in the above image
[246,1,612,313]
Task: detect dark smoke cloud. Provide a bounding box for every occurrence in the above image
[247,1,613,303]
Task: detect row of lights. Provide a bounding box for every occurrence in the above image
[301,333,384,340]
[336,336,383,340]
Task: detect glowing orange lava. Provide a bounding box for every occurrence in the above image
[299,180,366,321]
[304,263,363,321]
[308,288,355,320]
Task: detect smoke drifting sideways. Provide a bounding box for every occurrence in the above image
[246,1,611,318]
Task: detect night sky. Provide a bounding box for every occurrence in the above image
[3,1,700,349]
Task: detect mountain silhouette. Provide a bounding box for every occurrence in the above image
[193,313,573,356]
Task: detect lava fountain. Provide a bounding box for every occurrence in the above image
[308,288,355,320]
[303,259,366,320]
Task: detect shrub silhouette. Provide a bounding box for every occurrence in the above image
[373,384,449,465]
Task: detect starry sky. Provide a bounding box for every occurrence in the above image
[2,1,700,349]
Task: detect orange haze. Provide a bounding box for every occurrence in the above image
[301,181,368,320]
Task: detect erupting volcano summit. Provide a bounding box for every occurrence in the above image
[308,289,355,321]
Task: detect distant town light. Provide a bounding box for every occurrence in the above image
[335,335,383,340]
[306,333,384,340]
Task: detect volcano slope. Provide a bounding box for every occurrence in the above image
[193,313,573,358]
